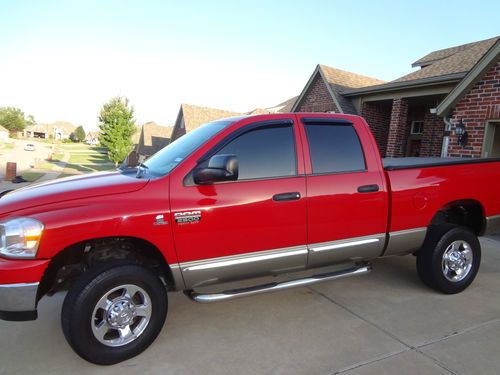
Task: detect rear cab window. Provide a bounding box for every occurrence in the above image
[304,122,366,174]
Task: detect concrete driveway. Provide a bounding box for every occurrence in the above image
[1,236,499,374]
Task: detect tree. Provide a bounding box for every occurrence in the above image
[0,107,33,133]
[74,125,86,142]
[98,97,136,166]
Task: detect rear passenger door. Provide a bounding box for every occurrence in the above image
[299,116,389,267]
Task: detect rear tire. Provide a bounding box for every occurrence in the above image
[62,264,168,365]
[416,225,481,294]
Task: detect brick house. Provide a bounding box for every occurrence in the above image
[135,121,173,159]
[24,121,76,140]
[293,36,500,158]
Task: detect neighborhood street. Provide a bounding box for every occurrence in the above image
[0,139,54,179]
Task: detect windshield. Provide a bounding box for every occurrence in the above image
[142,119,237,177]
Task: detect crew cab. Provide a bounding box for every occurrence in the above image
[1,113,499,365]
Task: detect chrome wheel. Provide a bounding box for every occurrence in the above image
[441,240,473,282]
[91,284,152,347]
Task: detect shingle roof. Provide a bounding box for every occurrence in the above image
[319,65,385,88]
[0,125,9,132]
[274,96,298,113]
[318,65,385,114]
[136,121,172,156]
[181,104,241,133]
[394,36,499,82]
[412,37,499,67]
[246,97,298,115]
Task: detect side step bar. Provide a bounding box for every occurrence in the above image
[186,263,371,303]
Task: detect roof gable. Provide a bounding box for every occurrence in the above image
[136,121,172,155]
[319,65,385,88]
[292,65,384,114]
[181,104,241,133]
[437,38,500,116]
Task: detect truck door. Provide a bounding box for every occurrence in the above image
[170,117,308,288]
[298,115,389,267]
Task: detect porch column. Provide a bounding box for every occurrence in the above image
[386,98,409,157]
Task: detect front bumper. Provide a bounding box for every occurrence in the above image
[0,282,39,321]
[0,258,50,321]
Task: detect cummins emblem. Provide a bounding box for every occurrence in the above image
[175,211,202,224]
[154,214,168,225]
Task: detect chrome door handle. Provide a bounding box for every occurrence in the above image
[357,184,380,193]
[272,192,301,201]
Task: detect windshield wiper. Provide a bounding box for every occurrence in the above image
[136,163,149,178]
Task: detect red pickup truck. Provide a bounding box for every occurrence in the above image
[1,113,499,364]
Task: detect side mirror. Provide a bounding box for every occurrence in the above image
[193,154,238,185]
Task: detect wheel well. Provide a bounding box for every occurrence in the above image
[430,200,485,235]
[38,237,176,300]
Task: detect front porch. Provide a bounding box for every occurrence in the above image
[361,95,448,158]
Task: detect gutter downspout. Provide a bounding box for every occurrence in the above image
[441,116,453,158]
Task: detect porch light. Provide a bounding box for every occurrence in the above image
[454,120,468,147]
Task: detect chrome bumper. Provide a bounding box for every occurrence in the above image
[0,282,39,321]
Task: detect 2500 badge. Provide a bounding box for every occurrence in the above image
[174,210,202,224]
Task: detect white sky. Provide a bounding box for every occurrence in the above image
[1,1,499,132]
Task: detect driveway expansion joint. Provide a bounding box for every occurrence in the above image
[309,287,463,375]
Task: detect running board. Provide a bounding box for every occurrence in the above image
[186,263,371,303]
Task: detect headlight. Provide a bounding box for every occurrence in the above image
[0,218,44,259]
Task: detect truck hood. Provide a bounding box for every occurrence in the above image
[0,171,149,215]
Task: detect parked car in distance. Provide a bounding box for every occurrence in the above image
[1,113,499,365]
[24,143,35,151]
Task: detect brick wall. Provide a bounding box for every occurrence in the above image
[386,98,409,157]
[294,74,339,112]
[361,102,391,156]
[420,113,445,157]
[448,61,500,157]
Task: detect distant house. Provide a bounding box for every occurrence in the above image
[135,122,173,160]
[170,98,297,142]
[25,121,76,140]
[86,131,99,145]
[293,36,500,158]
[0,125,9,142]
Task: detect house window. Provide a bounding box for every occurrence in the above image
[411,121,424,135]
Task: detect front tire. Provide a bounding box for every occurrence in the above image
[416,225,481,294]
[62,264,168,365]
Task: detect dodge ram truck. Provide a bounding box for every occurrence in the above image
[1,113,499,365]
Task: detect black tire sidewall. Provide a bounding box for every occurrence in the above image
[62,264,168,365]
[430,227,481,294]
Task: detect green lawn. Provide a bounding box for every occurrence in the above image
[27,142,116,178]
[21,172,44,182]
[68,153,111,164]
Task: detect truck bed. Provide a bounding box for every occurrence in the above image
[383,157,500,170]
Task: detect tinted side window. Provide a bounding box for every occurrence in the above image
[305,124,366,174]
[216,125,296,180]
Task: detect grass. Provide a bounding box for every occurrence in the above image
[68,154,111,164]
[56,172,80,179]
[0,142,15,151]
[21,172,44,182]
[18,141,115,179]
